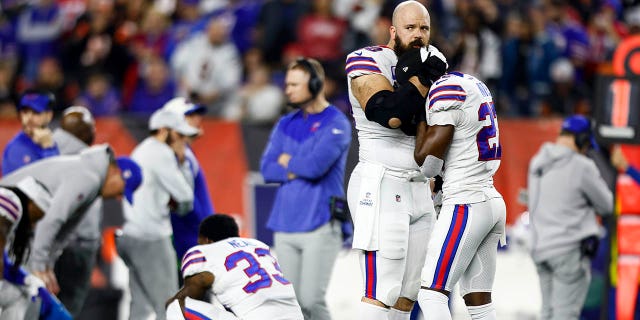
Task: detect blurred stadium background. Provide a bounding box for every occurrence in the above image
[2,0,640,319]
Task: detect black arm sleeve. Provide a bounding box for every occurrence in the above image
[364,83,426,129]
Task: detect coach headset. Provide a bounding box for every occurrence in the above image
[296,57,323,98]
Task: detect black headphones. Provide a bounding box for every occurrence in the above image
[296,58,323,98]
[574,130,592,150]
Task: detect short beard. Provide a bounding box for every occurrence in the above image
[393,35,425,57]
[165,129,175,145]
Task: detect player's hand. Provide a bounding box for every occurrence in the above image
[32,127,54,148]
[611,145,629,171]
[396,45,448,87]
[421,45,448,86]
[170,136,187,163]
[277,153,292,168]
[33,269,59,295]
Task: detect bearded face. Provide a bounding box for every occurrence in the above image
[394,34,425,57]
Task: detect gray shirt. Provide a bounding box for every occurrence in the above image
[0,145,113,271]
[527,142,613,262]
[53,129,103,245]
[122,137,193,240]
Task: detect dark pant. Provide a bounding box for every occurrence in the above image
[54,242,99,317]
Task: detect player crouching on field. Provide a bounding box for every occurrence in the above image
[166,214,303,320]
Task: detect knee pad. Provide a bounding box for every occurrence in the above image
[467,302,496,320]
[417,289,451,320]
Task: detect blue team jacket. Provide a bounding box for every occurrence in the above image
[2,131,59,175]
[260,105,351,233]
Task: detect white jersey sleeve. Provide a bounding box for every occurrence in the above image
[426,76,468,126]
[0,187,23,227]
[345,46,392,79]
[345,46,419,170]
[181,247,208,278]
[426,72,502,205]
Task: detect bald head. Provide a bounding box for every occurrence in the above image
[61,107,95,145]
[390,1,431,56]
[392,1,430,28]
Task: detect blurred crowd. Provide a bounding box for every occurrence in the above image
[1,0,640,122]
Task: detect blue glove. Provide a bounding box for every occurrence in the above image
[38,287,72,320]
[3,251,27,285]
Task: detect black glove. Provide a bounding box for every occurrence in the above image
[399,105,426,136]
[396,46,448,86]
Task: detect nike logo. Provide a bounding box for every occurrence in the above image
[403,67,408,72]
[332,128,344,135]
[354,51,363,56]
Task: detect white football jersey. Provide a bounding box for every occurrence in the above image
[181,238,303,320]
[426,72,502,205]
[346,46,418,170]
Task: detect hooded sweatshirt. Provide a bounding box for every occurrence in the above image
[527,142,613,262]
[0,144,112,271]
[53,128,103,245]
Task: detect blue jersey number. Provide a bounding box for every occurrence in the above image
[224,248,290,294]
[476,101,502,161]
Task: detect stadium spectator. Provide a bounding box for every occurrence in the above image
[61,0,130,88]
[128,56,176,115]
[16,0,64,82]
[255,0,308,66]
[296,0,348,65]
[260,57,351,320]
[227,64,283,124]
[540,58,590,116]
[527,115,613,320]
[33,57,76,114]
[171,15,242,117]
[165,0,203,59]
[74,72,121,117]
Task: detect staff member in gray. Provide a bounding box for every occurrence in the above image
[0,144,142,296]
[51,106,101,316]
[116,108,197,320]
[527,115,613,320]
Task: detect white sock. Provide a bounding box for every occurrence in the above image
[467,302,496,320]
[359,301,389,320]
[417,289,451,320]
[388,308,411,320]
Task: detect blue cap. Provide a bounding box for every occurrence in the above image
[561,115,597,149]
[116,157,142,204]
[561,115,590,134]
[19,92,54,113]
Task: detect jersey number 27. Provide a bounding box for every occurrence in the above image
[225,248,291,294]
[477,101,502,161]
